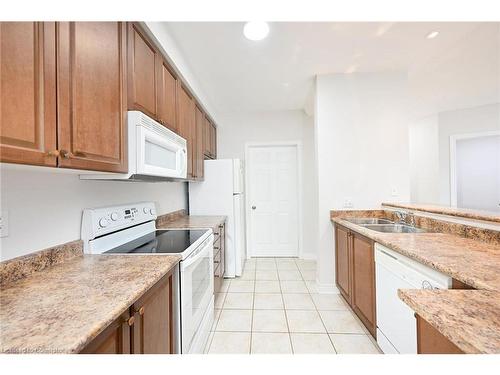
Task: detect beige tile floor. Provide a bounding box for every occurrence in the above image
[205,257,382,354]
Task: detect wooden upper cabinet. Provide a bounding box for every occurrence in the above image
[351,232,376,336]
[202,116,217,160]
[0,22,57,166]
[127,23,157,118]
[132,273,174,354]
[335,225,352,304]
[57,22,127,172]
[203,116,211,157]
[156,57,177,132]
[177,84,195,179]
[194,105,204,179]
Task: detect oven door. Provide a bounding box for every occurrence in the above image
[179,236,214,353]
[136,124,187,178]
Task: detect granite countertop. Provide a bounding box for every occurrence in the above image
[398,289,500,354]
[331,211,500,354]
[382,202,500,224]
[0,254,180,353]
[158,215,227,232]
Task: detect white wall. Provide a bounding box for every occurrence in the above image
[217,110,317,259]
[409,103,500,205]
[0,165,187,261]
[438,103,500,205]
[315,72,411,290]
[409,115,440,204]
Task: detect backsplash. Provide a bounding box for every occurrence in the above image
[0,240,83,288]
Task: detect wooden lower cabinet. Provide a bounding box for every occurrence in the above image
[351,232,376,336]
[334,225,352,304]
[416,315,463,354]
[81,271,176,354]
[213,222,226,293]
[334,224,376,337]
[80,311,132,354]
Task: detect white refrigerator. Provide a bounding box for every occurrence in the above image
[189,159,246,277]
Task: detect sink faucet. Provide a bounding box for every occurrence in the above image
[395,210,416,227]
[395,210,406,223]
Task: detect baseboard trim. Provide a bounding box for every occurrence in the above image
[315,279,340,294]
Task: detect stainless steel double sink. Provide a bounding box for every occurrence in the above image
[345,218,427,233]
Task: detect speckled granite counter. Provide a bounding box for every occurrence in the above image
[382,202,500,224]
[331,210,500,354]
[0,254,180,353]
[331,215,500,290]
[398,289,500,354]
[158,214,226,233]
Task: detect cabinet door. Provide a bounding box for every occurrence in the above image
[351,232,376,336]
[156,57,177,132]
[211,123,217,158]
[127,22,157,117]
[203,116,211,158]
[0,22,57,166]
[194,105,205,179]
[80,311,131,354]
[57,22,127,172]
[132,273,174,354]
[416,315,463,354]
[335,225,351,303]
[177,84,195,179]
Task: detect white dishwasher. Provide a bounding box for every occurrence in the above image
[374,243,452,354]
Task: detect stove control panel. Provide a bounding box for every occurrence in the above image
[81,201,157,241]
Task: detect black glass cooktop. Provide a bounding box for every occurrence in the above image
[104,229,208,254]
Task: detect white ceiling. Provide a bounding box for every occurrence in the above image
[166,22,499,115]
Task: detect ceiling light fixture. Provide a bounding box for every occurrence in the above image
[243,22,270,41]
[426,31,439,39]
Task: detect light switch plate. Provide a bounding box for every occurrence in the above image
[391,187,399,197]
[0,210,8,238]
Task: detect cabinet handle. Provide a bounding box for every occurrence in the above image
[60,150,73,159]
[46,150,60,157]
[214,246,220,250]
[127,316,135,326]
[139,306,145,316]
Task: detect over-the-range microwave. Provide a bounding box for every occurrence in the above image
[81,111,187,182]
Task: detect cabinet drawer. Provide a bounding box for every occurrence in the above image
[214,248,221,269]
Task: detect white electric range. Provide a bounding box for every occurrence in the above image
[81,201,214,354]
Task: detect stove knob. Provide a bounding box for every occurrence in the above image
[143,207,149,214]
[110,212,119,221]
[99,217,109,228]
[150,208,155,215]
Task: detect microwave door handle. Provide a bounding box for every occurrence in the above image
[180,243,211,270]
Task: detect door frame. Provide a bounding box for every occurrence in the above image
[449,130,500,207]
[244,141,303,259]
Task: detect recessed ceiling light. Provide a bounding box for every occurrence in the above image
[243,22,269,41]
[426,31,439,39]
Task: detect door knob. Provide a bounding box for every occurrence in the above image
[251,206,256,210]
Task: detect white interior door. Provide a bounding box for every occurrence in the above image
[247,145,299,257]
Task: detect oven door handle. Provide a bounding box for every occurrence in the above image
[180,241,212,270]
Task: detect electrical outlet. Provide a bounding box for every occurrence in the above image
[343,199,354,208]
[391,187,399,197]
[0,210,8,238]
